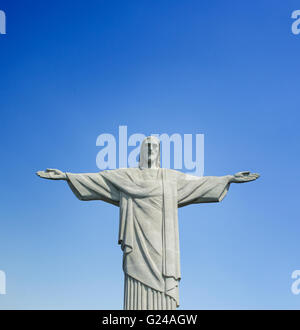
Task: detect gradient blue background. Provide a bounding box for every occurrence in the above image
[0,0,299,309]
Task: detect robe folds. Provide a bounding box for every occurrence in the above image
[66,168,230,308]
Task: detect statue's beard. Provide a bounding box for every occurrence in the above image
[139,152,160,168]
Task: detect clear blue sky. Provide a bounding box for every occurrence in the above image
[0,0,300,309]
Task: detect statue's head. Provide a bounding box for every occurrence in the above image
[139,136,161,169]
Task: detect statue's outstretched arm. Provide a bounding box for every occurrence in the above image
[177,171,260,207]
[36,168,120,205]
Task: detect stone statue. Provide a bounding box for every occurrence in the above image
[37,136,259,310]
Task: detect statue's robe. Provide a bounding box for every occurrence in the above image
[66,168,230,310]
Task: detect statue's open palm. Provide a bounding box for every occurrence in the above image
[231,171,260,183]
[36,168,66,180]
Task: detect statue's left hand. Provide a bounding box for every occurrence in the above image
[36,168,67,180]
[230,171,260,183]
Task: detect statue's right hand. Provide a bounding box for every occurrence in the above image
[36,168,67,180]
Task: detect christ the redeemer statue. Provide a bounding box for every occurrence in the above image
[37,136,259,310]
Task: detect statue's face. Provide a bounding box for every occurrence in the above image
[139,137,160,168]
